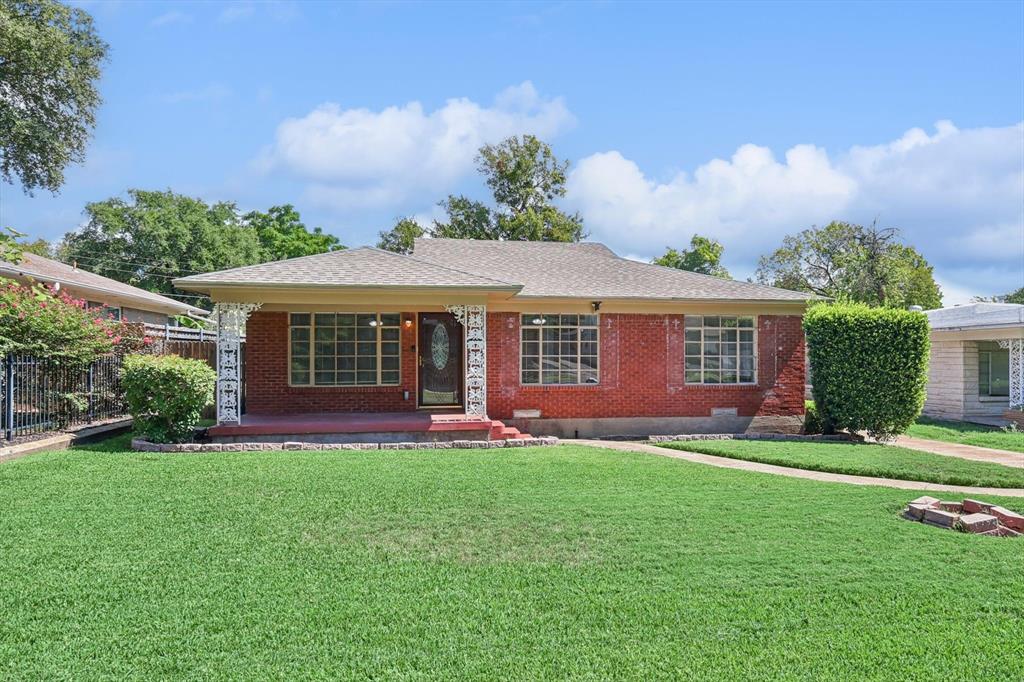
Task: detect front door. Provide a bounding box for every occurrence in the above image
[418,313,463,407]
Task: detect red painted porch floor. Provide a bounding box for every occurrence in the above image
[207,412,529,440]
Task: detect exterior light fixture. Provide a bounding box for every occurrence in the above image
[404,318,413,328]
[591,301,602,312]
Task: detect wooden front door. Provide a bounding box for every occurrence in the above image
[418,313,463,407]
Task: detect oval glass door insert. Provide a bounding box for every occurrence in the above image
[431,323,450,369]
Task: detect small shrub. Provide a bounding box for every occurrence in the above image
[804,302,930,441]
[122,354,216,443]
[804,400,824,435]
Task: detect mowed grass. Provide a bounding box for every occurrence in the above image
[1,438,1022,680]
[657,439,1024,488]
[908,416,1024,454]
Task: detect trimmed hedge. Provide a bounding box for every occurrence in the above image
[803,400,824,435]
[803,303,930,441]
[122,354,216,444]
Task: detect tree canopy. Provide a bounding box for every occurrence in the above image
[0,0,108,194]
[755,221,942,309]
[1003,287,1024,304]
[652,235,730,278]
[58,190,342,304]
[375,218,425,255]
[242,204,343,261]
[377,135,585,251]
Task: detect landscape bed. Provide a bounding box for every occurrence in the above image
[655,438,1024,488]
[0,435,1021,679]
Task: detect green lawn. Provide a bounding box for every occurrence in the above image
[656,439,1024,488]
[907,416,1024,454]
[1,436,1022,680]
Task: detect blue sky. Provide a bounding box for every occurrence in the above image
[2,0,1022,303]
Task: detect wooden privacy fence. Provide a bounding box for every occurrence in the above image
[1,324,236,441]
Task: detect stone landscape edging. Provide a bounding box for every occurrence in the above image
[649,433,850,443]
[131,437,559,452]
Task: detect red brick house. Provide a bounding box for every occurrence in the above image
[174,239,810,442]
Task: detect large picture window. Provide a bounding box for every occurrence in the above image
[685,315,756,384]
[289,312,401,386]
[979,342,1009,398]
[521,314,599,385]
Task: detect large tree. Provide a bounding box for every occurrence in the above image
[0,0,108,194]
[58,190,344,302]
[242,204,342,261]
[377,135,585,251]
[1003,287,1024,304]
[653,235,730,278]
[755,221,942,309]
[375,217,425,255]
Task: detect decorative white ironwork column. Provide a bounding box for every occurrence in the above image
[444,304,487,418]
[214,303,261,425]
[998,338,1024,410]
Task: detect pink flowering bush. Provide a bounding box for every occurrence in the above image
[0,277,146,366]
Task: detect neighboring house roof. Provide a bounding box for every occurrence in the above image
[174,239,812,303]
[925,303,1024,331]
[173,247,520,290]
[411,239,811,302]
[0,253,205,317]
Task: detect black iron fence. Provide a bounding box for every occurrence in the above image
[1,354,127,441]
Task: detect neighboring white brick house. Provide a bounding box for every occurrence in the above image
[923,304,1023,424]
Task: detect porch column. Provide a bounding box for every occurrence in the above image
[443,304,487,418]
[213,302,261,425]
[998,338,1024,410]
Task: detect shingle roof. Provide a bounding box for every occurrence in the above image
[173,246,519,290]
[925,303,1024,331]
[0,253,202,315]
[411,238,812,301]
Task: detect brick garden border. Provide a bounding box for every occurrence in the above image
[649,433,851,443]
[131,437,559,453]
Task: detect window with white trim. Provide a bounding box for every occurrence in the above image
[684,315,757,384]
[289,313,401,386]
[521,314,599,385]
[979,342,1009,398]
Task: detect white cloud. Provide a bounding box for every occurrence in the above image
[565,121,1024,303]
[150,10,191,27]
[257,82,575,208]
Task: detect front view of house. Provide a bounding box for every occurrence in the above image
[174,239,811,441]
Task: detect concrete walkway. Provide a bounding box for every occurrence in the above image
[893,435,1024,469]
[572,439,1024,498]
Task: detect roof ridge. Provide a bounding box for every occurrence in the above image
[362,246,521,287]
[628,255,815,298]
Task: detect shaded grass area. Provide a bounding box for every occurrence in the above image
[657,439,1024,488]
[908,416,1024,454]
[1,442,1022,680]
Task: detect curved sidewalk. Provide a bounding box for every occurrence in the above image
[572,439,1024,498]
[893,435,1024,469]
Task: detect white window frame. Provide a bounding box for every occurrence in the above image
[288,312,401,387]
[520,313,600,386]
[684,315,758,385]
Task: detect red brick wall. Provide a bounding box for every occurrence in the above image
[244,310,805,419]
[244,311,418,414]
[486,313,805,420]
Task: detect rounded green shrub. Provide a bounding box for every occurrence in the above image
[803,400,823,435]
[122,354,216,443]
[803,303,929,441]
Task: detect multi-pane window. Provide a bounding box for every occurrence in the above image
[289,313,400,386]
[684,315,756,384]
[979,342,1009,397]
[521,314,599,385]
